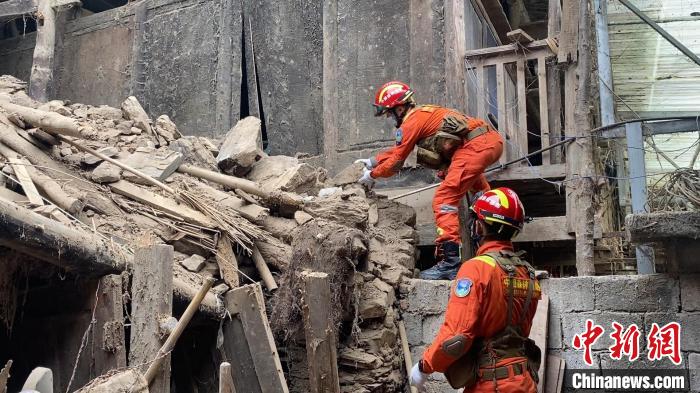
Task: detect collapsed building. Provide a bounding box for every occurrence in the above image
[0,0,699,391]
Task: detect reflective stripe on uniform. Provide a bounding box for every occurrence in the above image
[472,255,496,267]
[439,204,459,214]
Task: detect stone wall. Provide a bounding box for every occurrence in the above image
[401,275,700,392]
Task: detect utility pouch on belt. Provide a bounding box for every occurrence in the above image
[445,340,482,389]
[416,114,489,170]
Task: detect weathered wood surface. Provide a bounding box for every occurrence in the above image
[223,283,289,393]
[252,245,278,291]
[92,275,127,376]
[0,196,128,275]
[626,211,700,243]
[28,0,56,101]
[130,245,173,393]
[544,356,565,393]
[219,362,236,393]
[0,99,90,138]
[529,294,549,392]
[7,156,43,206]
[216,236,240,288]
[0,0,36,19]
[301,272,340,393]
[507,29,534,44]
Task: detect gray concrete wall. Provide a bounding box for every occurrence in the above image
[401,275,700,392]
[0,33,35,82]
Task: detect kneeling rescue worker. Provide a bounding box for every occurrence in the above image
[410,187,541,393]
[356,81,504,280]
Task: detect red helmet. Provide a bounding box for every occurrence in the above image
[471,187,526,231]
[373,81,414,116]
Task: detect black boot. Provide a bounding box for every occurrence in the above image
[420,241,462,280]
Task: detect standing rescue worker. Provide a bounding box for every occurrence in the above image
[410,187,541,393]
[356,81,504,280]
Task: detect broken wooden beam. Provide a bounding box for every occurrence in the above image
[177,164,303,211]
[0,99,92,138]
[506,28,534,44]
[130,244,173,393]
[0,0,36,19]
[217,236,240,288]
[0,141,82,213]
[300,271,340,393]
[0,196,128,275]
[251,246,278,291]
[398,321,418,393]
[6,156,43,206]
[219,362,235,393]
[223,283,289,393]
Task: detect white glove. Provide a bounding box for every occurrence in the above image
[358,167,375,189]
[410,362,428,391]
[354,158,374,170]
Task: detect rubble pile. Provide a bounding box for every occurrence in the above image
[0,75,419,392]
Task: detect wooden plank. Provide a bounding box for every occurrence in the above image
[398,321,418,393]
[92,274,127,376]
[496,62,507,165]
[465,40,550,59]
[130,245,174,393]
[529,294,549,393]
[516,60,528,161]
[486,163,566,181]
[507,29,534,44]
[301,272,340,393]
[219,362,236,393]
[216,236,240,288]
[445,0,467,111]
[225,284,289,393]
[0,186,27,203]
[558,0,580,63]
[476,0,511,43]
[476,64,486,119]
[537,56,551,165]
[223,316,263,393]
[8,157,43,206]
[544,356,565,393]
[109,180,215,227]
[514,216,574,242]
[0,0,36,19]
[563,69,577,234]
[477,49,553,66]
[547,0,562,37]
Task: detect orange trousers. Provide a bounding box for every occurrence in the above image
[433,130,504,244]
[466,361,538,393]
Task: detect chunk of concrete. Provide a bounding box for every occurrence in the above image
[87,105,123,121]
[248,155,318,194]
[122,147,183,184]
[330,162,365,187]
[180,254,206,272]
[593,274,679,312]
[169,136,218,170]
[358,278,396,320]
[155,115,181,143]
[91,162,122,184]
[294,210,313,225]
[120,96,153,135]
[22,367,53,393]
[216,116,265,176]
[82,147,119,165]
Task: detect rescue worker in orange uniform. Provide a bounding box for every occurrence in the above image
[356,81,504,280]
[409,187,541,393]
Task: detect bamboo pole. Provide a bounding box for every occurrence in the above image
[251,246,278,291]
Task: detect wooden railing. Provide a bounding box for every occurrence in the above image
[464,39,560,169]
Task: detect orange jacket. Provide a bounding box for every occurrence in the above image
[371,105,488,178]
[421,240,541,374]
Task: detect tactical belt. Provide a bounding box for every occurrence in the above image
[479,361,526,381]
[466,125,489,141]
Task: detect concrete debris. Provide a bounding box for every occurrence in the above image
[180,254,206,272]
[0,77,420,393]
[91,161,122,183]
[122,147,183,184]
[217,116,265,176]
[120,96,153,136]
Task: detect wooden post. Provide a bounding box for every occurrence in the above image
[252,246,278,291]
[547,0,563,164]
[537,56,551,165]
[398,321,418,393]
[563,0,596,276]
[92,274,127,376]
[28,0,56,101]
[496,62,508,165]
[476,64,486,119]
[130,244,174,393]
[515,60,528,161]
[444,0,467,111]
[529,294,549,392]
[322,0,340,169]
[223,283,289,393]
[300,272,340,393]
[219,362,236,393]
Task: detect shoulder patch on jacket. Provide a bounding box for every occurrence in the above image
[395,128,403,145]
[454,278,473,298]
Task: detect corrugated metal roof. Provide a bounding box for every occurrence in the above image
[607,0,700,183]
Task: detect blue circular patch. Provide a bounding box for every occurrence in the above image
[454,278,472,298]
[395,128,403,145]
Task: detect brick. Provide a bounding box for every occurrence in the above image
[680,275,700,312]
[594,275,679,312]
[541,277,595,314]
[547,312,563,350]
[600,352,686,370]
[422,315,444,345]
[404,279,451,315]
[561,312,644,351]
[402,313,423,346]
[689,353,700,393]
[679,313,700,352]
